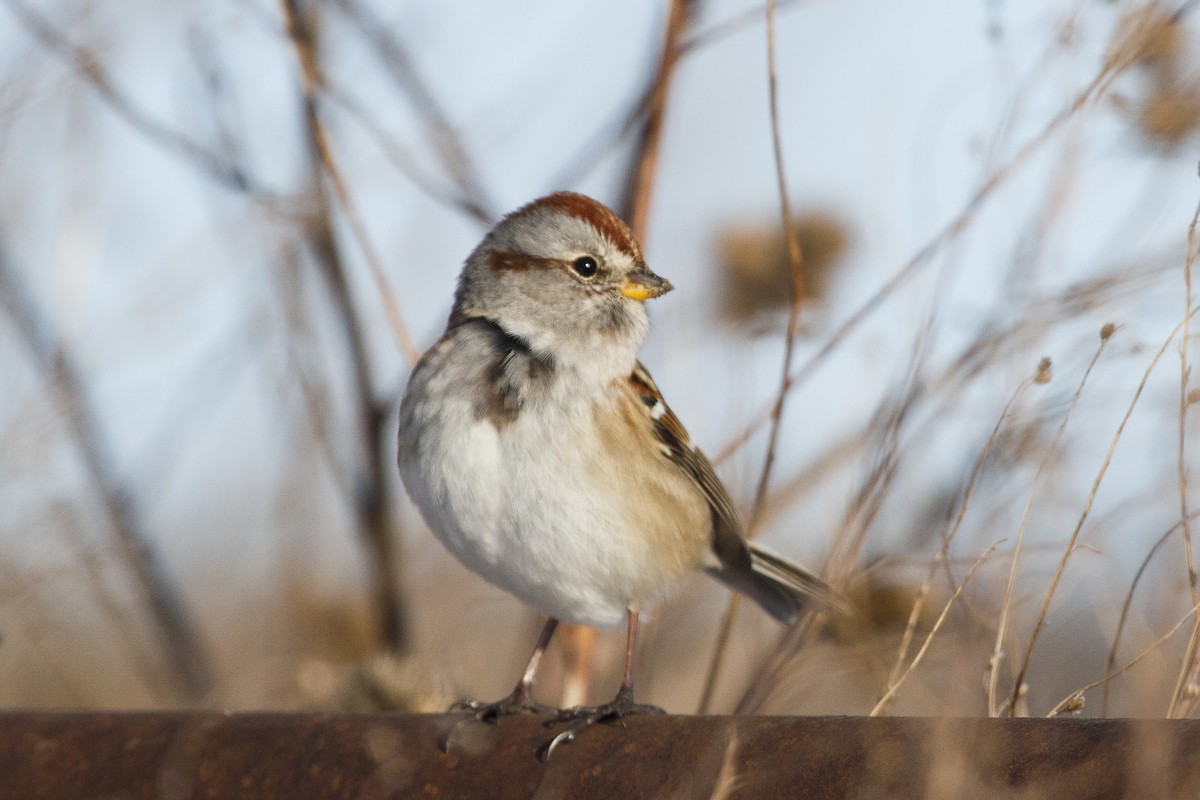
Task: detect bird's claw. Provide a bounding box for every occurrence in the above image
[537,687,664,761]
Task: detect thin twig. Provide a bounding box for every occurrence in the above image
[3,0,261,195]
[749,0,808,529]
[1179,199,1199,601]
[1168,198,1200,717]
[1010,303,1200,717]
[0,246,213,699]
[1171,606,1200,717]
[987,334,1111,716]
[323,85,492,225]
[870,542,1001,716]
[330,0,496,223]
[555,0,804,192]
[682,0,804,54]
[697,592,741,714]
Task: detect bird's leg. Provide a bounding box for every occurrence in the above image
[454,617,559,720]
[539,610,664,760]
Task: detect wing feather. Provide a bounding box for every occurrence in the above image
[626,362,843,623]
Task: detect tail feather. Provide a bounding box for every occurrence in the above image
[744,543,850,623]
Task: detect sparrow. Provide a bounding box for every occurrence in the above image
[398,192,841,757]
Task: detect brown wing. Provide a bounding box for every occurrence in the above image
[627,362,834,623]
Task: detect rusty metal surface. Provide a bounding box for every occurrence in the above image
[2,711,1199,799]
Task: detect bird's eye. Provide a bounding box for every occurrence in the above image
[571,256,599,278]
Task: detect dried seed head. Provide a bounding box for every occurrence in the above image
[1035,357,1053,384]
[1100,322,1117,341]
[1054,692,1086,716]
[1188,388,1200,405]
[717,210,852,325]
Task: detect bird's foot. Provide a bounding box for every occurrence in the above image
[537,686,664,761]
[440,687,556,753]
[451,687,554,722]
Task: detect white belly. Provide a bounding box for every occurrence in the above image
[401,396,673,627]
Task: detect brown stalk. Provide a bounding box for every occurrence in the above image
[278,0,419,365]
[1166,198,1200,717]
[682,0,805,54]
[278,0,413,653]
[987,335,1111,716]
[749,0,808,529]
[559,0,810,194]
[1010,304,1200,717]
[618,0,696,238]
[0,248,213,700]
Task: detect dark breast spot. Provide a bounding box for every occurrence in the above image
[469,320,555,428]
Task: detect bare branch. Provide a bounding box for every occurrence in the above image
[331,0,496,223]
[3,0,263,195]
[278,0,412,653]
[617,0,697,240]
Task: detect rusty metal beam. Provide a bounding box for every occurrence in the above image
[2,712,1199,798]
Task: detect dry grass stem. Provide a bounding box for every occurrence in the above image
[715,24,1166,467]
[278,0,414,652]
[1012,303,1200,717]
[1102,516,1198,715]
[886,370,1041,694]
[696,592,741,714]
[870,543,1002,716]
[987,336,1112,716]
[749,0,809,531]
[1178,199,1199,604]
[1050,598,1200,718]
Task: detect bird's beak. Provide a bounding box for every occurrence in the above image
[620,264,673,301]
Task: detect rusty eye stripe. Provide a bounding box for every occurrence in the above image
[488,249,606,278]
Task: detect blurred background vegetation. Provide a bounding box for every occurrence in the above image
[1,0,1199,723]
